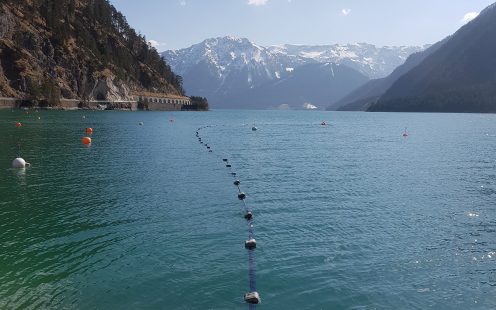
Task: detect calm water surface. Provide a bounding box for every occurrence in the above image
[0,110,495,309]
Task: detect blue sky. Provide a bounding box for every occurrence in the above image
[109,0,495,51]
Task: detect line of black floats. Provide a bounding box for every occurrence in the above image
[195,126,261,306]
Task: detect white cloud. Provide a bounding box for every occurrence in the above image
[180,0,186,6]
[461,12,479,23]
[248,0,268,6]
[148,40,167,49]
[341,8,351,16]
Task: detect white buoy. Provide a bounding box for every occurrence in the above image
[245,238,257,249]
[244,211,253,220]
[244,291,261,304]
[12,158,27,168]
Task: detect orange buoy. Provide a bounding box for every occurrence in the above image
[82,137,92,145]
[86,127,93,134]
[15,122,22,128]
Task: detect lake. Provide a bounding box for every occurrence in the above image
[1,109,495,309]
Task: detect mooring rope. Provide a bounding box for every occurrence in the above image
[195,125,261,307]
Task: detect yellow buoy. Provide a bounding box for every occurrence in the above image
[82,137,92,145]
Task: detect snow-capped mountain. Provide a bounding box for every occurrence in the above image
[268,43,426,79]
[162,36,425,109]
[163,37,301,91]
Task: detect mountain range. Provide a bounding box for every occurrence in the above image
[331,39,447,111]
[163,37,425,109]
[368,3,496,112]
[335,2,496,113]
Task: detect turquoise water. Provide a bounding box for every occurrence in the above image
[1,110,496,309]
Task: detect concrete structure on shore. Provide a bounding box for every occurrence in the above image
[0,93,191,111]
[133,92,191,111]
[0,97,17,109]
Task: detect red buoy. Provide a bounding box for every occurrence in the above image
[15,122,22,128]
[82,137,92,145]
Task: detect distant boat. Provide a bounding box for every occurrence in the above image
[252,126,258,131]
[303,103,318,110]
[321,121,327,126]
[403,127,408,137]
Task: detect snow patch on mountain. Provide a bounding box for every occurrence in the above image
[164,37,426,82]
[161,36,427,108]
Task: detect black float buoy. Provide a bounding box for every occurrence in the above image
[222,159,228,162]
[244,291,261,304]
[234,180,240,186]
[238,192,246,200]
[209,150,213,152]
[231,172,237,176]
[226,164,232,168]
[244,211,253,220]
[207,146,210,149]
[245,238,256,249]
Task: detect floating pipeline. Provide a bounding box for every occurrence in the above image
[196,125,261,307]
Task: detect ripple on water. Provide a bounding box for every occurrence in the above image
[2,111,496,309]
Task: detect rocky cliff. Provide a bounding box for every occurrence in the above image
[0,0,184,106]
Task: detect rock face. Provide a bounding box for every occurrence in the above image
[0,0,184,106]
[90,74,132,101]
